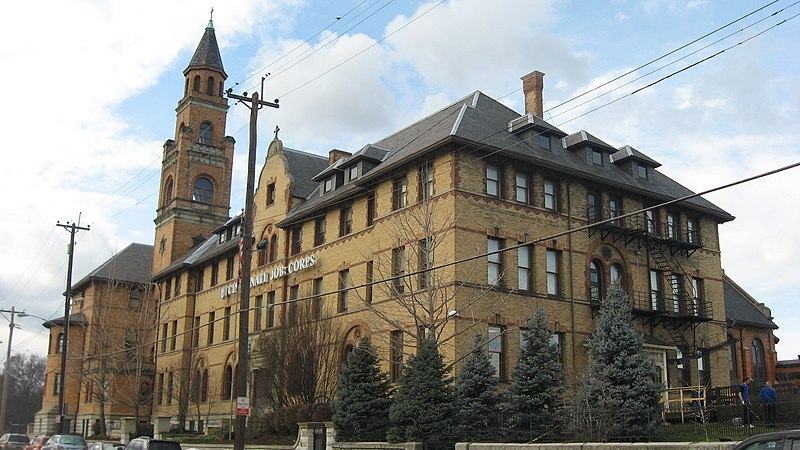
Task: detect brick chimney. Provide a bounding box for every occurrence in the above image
[521,70,545,119]
[328,149,352,165]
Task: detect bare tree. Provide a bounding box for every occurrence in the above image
[4,353,46,429]
[251,299,342,418]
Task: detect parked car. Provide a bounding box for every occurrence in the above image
[88,443,123,450]
[732,429,800,450]
[41,435,87,450]
[0,434,30,450]
[25,436,47,450]
[124,437,180,450]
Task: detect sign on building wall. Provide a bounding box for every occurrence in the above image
[220,255,318,299]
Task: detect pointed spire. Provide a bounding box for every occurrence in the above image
[185,15,227,78]
[208,7,214,29]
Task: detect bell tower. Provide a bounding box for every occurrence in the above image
[152,18,235,274]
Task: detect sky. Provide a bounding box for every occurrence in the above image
[1,0,798,365]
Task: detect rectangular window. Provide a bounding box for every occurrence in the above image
[591,149,604,166]
[669,274,682,313]
[338,270,350,312]
[164,279,171,300]
[170,320,177,351]
[486,164,500,197]
[54,373,62,395]
[390,330,403,382]
[517,245,531,291]
[650,270,662,310]
[174,276,181,296]
[161,323,168,352]
[393,176,408,210]
[340,205,353,236]
[314,217,326,246]
[691,277,704,317]
[549,332,564,365]
[546,249,561,297]
[645,209,657,234]
[289,285,299,325]
[167,372,174,405]
[207,311,215,345]
[687,217,700,244]
[487,237,502,286]
[543,179,557,210]
[365,261,374,304]
[637,164,648,180]
[223,306,231,340]
[251,295,262,331]
[609,195,621,224]
[539,134,551,150]
[196,269,204,292]
[666,212,677,239]
[226,256,235,281]
[366,190,376,226]
[323,176,335,193]
[313,277,324,319]
[488,325,505,378]
[349,164,359,181]
[419,239,433,288]
[587,190,599,222]
[267,291,275,328]
[193,316,200,347]
[291,226,302,255]
[515,172,529,203]
[392,247,405,294]
[211,262,219,286]
[157,373,164,404]
[266,182,276,205]
[419,161,434,200]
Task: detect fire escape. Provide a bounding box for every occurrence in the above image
[587,206,711,356]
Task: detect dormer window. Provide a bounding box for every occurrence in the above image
[349,165,359,182]
[323,177,335,194]
[591,149,604,167]
[539,134,551,150]
[637,164,648,180]
[219,231,227,244]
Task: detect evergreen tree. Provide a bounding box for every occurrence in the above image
[332,337,392,441]
[388,338,455,446]
[580,282,663,440]
[505,306,563,437]
[454,334,499,441]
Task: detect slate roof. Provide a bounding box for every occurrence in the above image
[279,90,733,226]
[72,243,153,290]
[185,20,227,78]
[43,312,88,329]
[723,274,778,329]
[284,147,329,200]
[612,145,661,168]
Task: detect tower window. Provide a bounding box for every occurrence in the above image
[193,177,214,204]
[163,178,174,206]
[199,122,213,145]
[193,75,201,92]
[207,76,215,96]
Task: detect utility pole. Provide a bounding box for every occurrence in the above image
[56,219,90,434]
[226,80,278,450]
[0,307,22,432]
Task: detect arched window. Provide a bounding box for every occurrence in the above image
[55,333,65,354]
[193,75,201,92]
[184,78,189,96]
[269,235,278,262]
[192,370,201,403]
[610,263,623,285]
[257,240,267,267]
[163,177,174,206]
[751,338,766,382]
[125,330,137,357]
[219,81,224,97]
[222,365,233,400]
[193,177,213,204]
[589,260,602,304]
[207,76,215,95]
[199,122,212,145]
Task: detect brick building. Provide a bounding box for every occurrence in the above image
[148,20,744,430]
[33,243,155,436]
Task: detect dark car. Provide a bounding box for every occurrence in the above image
[732,429,800,450]
[124,438,180,450]
[25,436,48,450]
[88,444,124,450]
[41,435,87,450]
[0,434,30,450]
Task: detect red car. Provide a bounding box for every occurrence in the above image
[24,436,47,450]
